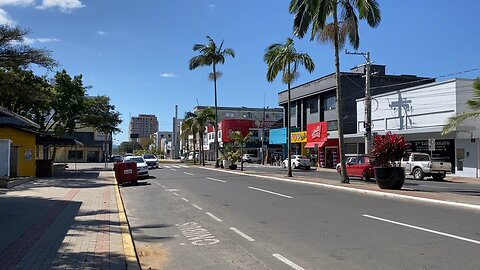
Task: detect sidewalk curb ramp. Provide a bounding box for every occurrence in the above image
[199,166,480,212]
[111,172,142,269]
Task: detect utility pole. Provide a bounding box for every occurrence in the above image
[262,106,266,165]
[346,50,372,154]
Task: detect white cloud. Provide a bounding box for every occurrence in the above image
[0,8,14,24]
[205,1,215,9]
[97,31,106,35]
[19,37,59,45]
[160,73,178,78]
[37,0,84,12]
[0,0,34,6]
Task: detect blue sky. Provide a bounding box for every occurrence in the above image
[2,0,479,143]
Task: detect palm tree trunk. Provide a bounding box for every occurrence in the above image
[193,138,196,165]
[213,63,220,167]
[333,4,349,184]
[287,63,292,177]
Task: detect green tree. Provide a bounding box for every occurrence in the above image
[195,107,216,166]
[289,0,381,183]
[189,36,235,167]
[80,96,122,135]
[229,131,252,171]
[0,25,57,69]
[118,141,142,155]
[442,78,480,134]
[182,111,199,165]
[264,37,314,177]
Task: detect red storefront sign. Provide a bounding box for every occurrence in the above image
[305,122,328,148]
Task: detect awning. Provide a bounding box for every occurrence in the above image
[305,140,327,148]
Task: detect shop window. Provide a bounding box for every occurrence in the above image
[325,96,336,111]
[309,97,318,113]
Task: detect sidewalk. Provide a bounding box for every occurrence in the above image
[0,170,135,269]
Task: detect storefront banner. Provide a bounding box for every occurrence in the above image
[307,122,328,143]
[291,131,307,143]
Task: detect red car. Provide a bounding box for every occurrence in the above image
[337,156,376,181]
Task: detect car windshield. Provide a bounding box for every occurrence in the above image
[143,154,155,159]
[126,157,144,163]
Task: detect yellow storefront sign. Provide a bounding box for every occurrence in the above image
[291,131,307,143]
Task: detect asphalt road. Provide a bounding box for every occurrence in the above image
[239,163,480,196]
[120,164,480,270]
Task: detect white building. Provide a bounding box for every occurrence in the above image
[355,78,479,178]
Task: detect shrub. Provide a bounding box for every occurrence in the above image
[371,132,409,167]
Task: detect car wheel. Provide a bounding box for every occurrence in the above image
[305,166,311,170]
[361,171,370,181]
[413,168,424,180]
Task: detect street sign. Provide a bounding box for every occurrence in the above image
[428,138,435,151]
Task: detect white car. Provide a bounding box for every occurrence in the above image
[124,156,149,179]
[142,154,159,169]
[242,154,260,163]
[282,155,311,170]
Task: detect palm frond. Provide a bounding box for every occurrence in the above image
[189,55,211,70]
[442,111,480,135]
[354,0,381,27]
[223,48,235,58]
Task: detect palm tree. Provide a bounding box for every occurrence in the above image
[229,131,252,171]
[196,107,216,166]
[189,36,235,167]
[442,78,480,134]
[182,112,198,165]
[289,0,381,183]
[264,37,315,177]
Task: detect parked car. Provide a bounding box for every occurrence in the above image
[401,152,451,181]
[282,155,311,170]
[336,156,360,172]
[124,153,133,158]
[110,155,123,162]
[123,156,149,179]
[242,154,260,163]
[143,154,159,169]
[337,156,376,181]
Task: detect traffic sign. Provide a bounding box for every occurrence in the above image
[428,138,435,151]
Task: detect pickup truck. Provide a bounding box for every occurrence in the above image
[242,154,260,163]
[400,152,451,181]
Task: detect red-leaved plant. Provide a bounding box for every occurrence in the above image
[371,132,409,167]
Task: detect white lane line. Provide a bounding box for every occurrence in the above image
[230,227,255,242]
[363,214,480,245]
[170,169,177,171]
[181,165,188,168]
[164,165,171,169]
[205,212,223,222]
[206,177,226,183]
[173,165,181,168]
[173,192,179,196]
[272,254,304,270]
[184,172,194,176]
[181,197,189,202]
[192,203,203,210]
[248,186,293,199]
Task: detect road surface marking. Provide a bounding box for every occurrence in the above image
[248,186,293,199]
[205,212,223,222]
[173,165,181,168]
[164,165,171,168]
[176,222,220,246]
[192,203,203,210]
[363,214,480,245]
[184,172,194,176]
[272,254,304,270]
[181,165,188,168]
[181,197,189,202]
[170,168,177,171]
[418,185,450,189]
[166,189,179,192]
[173,192,179,196]
[206,177,226,183]
[230,227,255,242]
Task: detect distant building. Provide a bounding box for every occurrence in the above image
[153,131,173,158]
[129,114,159,141]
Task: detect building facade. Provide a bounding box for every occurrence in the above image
[54,127,111,163]
[355,78,479,178]
[129,114,159,141]
[277,65,435,168]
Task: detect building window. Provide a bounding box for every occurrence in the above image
[327,120,338,131]
[68,150,83,160]
[226,112,235,118]
[290,106,296,117]
[309,97,318,113]
[251,130,259,137]
[325,96,336,111]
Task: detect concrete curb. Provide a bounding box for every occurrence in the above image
[199,167,480,212]
[0,177,35,188]
[111,172,142,270]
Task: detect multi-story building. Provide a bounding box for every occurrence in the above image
[153,131,173,158]
[129,114,159,141]
[276,64,435,168]
[356,78,479,178]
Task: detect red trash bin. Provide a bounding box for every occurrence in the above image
[113,162,138,185]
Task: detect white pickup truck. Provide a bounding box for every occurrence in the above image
[242,154,260,163]
[400,152,451,181]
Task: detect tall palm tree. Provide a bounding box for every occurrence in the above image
[289,0,381,183]
[196,107,216,166]
[189,36,235,167]
[442,78,480,134]
[182,112,198,165]
[264,37,315,177]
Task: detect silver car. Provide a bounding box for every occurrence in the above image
[283,155,311,170]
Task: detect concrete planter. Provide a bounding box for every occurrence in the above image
[222,160,231,169]
[374,167,405,190]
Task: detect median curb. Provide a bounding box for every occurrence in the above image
[111,172,141,270]
[198,166,480,212]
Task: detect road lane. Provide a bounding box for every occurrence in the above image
[123,165,480,269]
